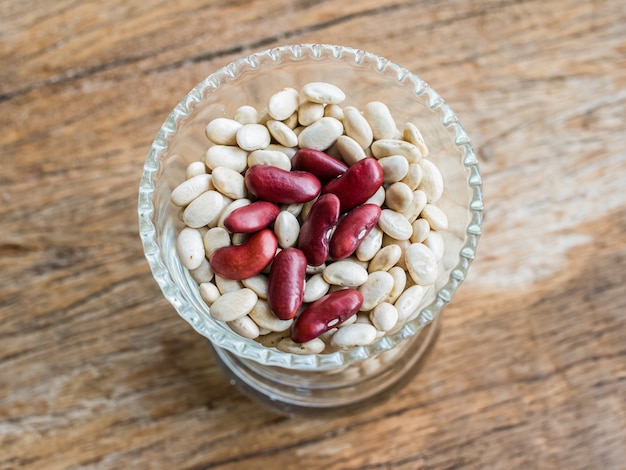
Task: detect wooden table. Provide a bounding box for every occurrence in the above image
[2,1,625,468]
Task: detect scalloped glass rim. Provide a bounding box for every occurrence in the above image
[138,43,483,371]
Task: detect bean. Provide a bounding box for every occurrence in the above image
[228,315,260,339]
[403,189,428,223]
[209,229,277,280]
[210,288,258,322]
[205,118,242,145]
[298,101,325,126]
[324,103,344,120]
[410,217,431,243]
[291,148,348,183]
[205,145,248,173]
[394,284,428,321]
[302,273,330,303]
[379,155,410,184]
[265,144,297,159]
[365,186,386,206]
[244,165,321,204]
[199,282,220,305]
[371,138,422,163]
[298,117,344,150]
[211,166,247,199]
[343,106,373,149]
[176,227,205,270]
[423,230,445,261]
[291,289,363,343]
[421,203,449,231]
[358,270,395,311]
[268,87,300,120]
[368,244,402,272]
[273,210,300,248]
[322,157,384,212]
[182,190,226,228]
[247,149,292,171]
[329,204,381,260]
[364,101,398,140]
[401,163,424,190]
[378,209,414,240]
[234,105,258,124]
[370,302,398,332]
[405,242,438,285]
[356,226,383,261]
[185,161,207,179]
[301,82,346,105]
[277,337,326,354]
[170,173,213,207]
[335,135,366,166]
[203,226,231,257]
[323,259,369,287]
[385,181,413,213]
[224,200,280,233]
[403,122,429,158]
[268,248,308,320]
[190,258,214,283]
[215,274,243,294]
[386,266,407,304]
[297,193,341,266]
[419,159,444,203]
[241,274,269,299]
[248,299,293,332]
[331,323,377,348]
[266,119,299,147]
[236,123,271,151]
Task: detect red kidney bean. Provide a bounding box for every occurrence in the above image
[329,204,382,260]
[223,201,280,233]
[297,193,340,266]
[291,148,348,183]
[244,164,321,204]
[267,248,307,320]
[209,229,277,280]
[291,289,364,343]
[321,157,384,212]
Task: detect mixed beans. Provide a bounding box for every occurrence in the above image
[173,82,447,354]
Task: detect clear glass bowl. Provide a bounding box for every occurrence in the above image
[138,44,483,416]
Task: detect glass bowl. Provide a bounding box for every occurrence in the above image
[138,44,483,416]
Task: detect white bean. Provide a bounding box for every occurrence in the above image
[210,288,257,322]
[190,257,214,283]
[379,155,409,184]
[236,123,271,151]
[335,135,366,165]
[170,173,213,207]
[247,149,292,171]
[323,260,369,287]
[423,230,445,261]
[273,210,300,248]
[228,315,260,339]
[298,101,325,126]
[324,103,344,120]
[370,302,399,332]
[385,181,413,213]
[364,101,398,140]
[403,189,428,223]
[419,159,444,203]
[303,273,330,303]
[203,226,231,257]
[278,337,326,354]
[410,218,431,244]
[215,274,243,294]
[358,271,395,311]
[368,244,402,272]
[234,105,258,124]
[301,82,346,104]
[182,190,225,228]
[205,118,242,145]
[394,284,428,321]
[268,87,300,120]
[365,185,386,206]
[403,122,429,158]
[216,198,250,229]
[266,120,298,148]
[331,323,377,348]
[248,299,293,332]
[405,243,438,285]
[371,138,422,163]
[421,203,449,231]
[185,161,207,179]
[211,166,246,199]
[205,145,248,173]
[342,106,373,149]
[401,163,424,190]
[176,227,205,270]
[356,226,383,261]
[298,117,344,150]
[241,274,269,299]
[378,209,413,240]
[199,282,220,305]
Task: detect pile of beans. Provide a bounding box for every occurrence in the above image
[173,82,447,355]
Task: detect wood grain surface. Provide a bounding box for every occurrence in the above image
[1,0,625,468]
